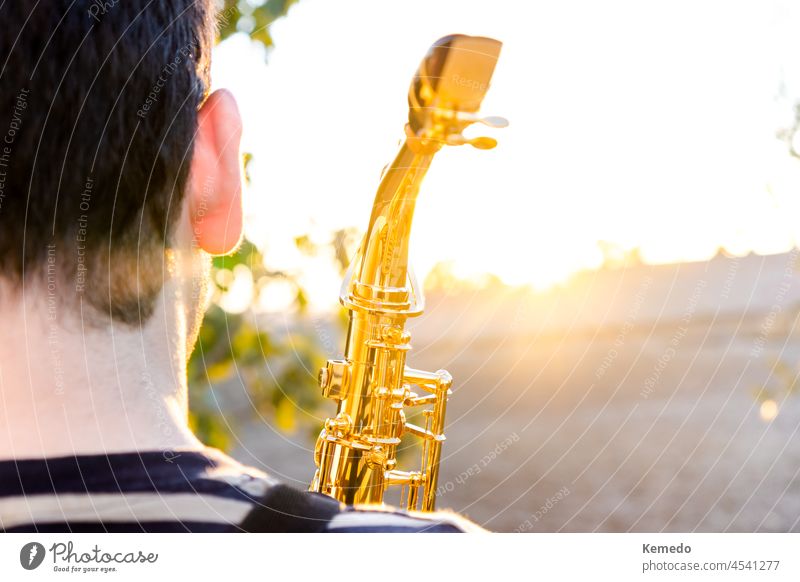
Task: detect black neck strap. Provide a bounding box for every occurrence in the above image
[236,484,343,533]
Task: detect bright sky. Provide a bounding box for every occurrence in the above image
[211,0,800,309]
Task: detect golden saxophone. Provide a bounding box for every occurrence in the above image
[310,34,505,511]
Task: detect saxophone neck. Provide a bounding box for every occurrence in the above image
[342,34,507,315]
[357,130,438,292]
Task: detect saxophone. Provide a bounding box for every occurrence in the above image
[310,34,505,511]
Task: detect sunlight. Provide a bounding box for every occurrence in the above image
[210,0,800,309]
[760,399,779,422]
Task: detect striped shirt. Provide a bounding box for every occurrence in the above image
[0,448,479,533]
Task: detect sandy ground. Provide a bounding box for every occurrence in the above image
[230,256,800,532]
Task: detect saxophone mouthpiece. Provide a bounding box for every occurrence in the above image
[408,34,505,135]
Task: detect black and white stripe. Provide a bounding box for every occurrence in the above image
[0,449,476,533]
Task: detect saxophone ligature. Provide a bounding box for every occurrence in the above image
[310,34,506,511]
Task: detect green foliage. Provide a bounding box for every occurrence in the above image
[188,238,336,449]
[217,0,300,49]
[753,356,800,405]
[187,1,348,451]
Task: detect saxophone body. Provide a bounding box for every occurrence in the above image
[310,34,504,511]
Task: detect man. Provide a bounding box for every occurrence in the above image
[0,1,480,532]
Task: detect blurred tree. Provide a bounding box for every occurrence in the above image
[217,0,299,50]
[188,0,343,450]
[188,183,360,448]
[188,234,335,448]
[597,240,643,270]
[777,101,800,160]
[769,100,800,421]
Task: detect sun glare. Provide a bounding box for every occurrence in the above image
[210,0,800,309]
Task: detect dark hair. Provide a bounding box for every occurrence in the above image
[0,0,215,323]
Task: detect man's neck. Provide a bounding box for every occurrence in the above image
[0,281,204,460]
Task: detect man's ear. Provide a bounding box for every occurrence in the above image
[188,89,244,255]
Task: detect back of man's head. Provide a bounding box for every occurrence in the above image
[0,1,215,324]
